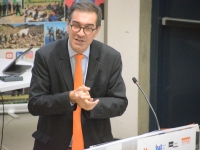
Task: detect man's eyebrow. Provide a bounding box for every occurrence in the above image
[71,21,95,27]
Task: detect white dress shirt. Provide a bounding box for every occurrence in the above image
[68,40,90,84]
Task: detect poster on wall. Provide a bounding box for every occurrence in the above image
[0,0,105,60]
[0,21,67,61]
[0,23,44,62]
[0,0,104,61]
[0,0,67,61]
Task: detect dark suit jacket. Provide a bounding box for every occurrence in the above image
[28,38,128,150]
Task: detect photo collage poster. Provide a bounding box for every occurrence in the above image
[0,0,104,62]
[0,0,66,62]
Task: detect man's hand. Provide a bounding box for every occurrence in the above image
[69,85,99,110]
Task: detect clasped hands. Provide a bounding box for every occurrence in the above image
[70,85,99,110]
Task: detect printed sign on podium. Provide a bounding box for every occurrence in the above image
[87,124,199,150]
[137,126,196,150]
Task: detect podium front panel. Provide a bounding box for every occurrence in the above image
[137,127,196,150]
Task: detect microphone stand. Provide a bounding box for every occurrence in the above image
[132,77,161,131]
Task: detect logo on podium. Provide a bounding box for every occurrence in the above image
[155,144,162,150]
[181,137,191,145]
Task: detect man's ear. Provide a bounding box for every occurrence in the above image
[94,26,101,38]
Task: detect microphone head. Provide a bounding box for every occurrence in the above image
[132,77,138,83]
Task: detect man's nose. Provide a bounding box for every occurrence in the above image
[77,28,85,36]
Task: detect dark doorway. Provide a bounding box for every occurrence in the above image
[150,0,200,131]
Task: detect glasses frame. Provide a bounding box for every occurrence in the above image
[70,24,97,35]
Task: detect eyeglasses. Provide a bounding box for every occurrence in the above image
[70,24,97,35]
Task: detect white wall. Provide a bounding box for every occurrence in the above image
[105,0,140,138]
[95,20,104,43]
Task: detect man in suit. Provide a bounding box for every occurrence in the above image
[28,0,128,149]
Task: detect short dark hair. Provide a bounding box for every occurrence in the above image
[67,0,102,27]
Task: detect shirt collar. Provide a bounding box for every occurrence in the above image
[68,40,90,58]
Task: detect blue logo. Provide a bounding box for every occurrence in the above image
[16,51,23,58]
[155,144,162,150]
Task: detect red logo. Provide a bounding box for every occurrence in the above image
[6,52,13,59]
[181,137,190,145]
[25,51,33,59]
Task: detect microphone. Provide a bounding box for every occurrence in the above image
[132,77,161,131]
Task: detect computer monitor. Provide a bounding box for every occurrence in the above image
[2,47,33,75]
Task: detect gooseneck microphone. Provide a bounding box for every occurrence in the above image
[132,77,161,131]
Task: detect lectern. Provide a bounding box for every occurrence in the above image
[86,124,199,150]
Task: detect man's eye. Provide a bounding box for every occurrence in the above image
[74,25,80,28]
[85,27,92,30]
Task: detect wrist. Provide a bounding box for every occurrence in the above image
[69,91,76,104]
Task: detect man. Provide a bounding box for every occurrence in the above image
[48,26,55,42]
[49,11,58,21]
[8,2,12,15]
[15,2,21,16]
[2,3,6,16]
[28,0,128,150]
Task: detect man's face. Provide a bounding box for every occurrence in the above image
[67,10,100,54]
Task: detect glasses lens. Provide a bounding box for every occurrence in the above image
[71,25,80,33]
[71,25,95,35]
[84,27,93,35]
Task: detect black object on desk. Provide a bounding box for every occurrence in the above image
[0,75,23,82]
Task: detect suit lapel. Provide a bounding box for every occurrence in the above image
[85,40,102,88]
[58,38,74,90]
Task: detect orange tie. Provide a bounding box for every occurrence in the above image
[72,54,84,150]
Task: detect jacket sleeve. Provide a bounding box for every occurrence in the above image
[28,50,74,116]
[84,51,128,119]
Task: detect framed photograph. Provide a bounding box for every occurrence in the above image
[24,0,65,22]
[0,0,24,23]
[0,23,44,49]
[44,21,67,45]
